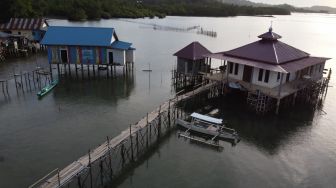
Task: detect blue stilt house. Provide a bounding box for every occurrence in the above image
[41,26,135,66]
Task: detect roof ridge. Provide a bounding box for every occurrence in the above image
[272,43,279,64]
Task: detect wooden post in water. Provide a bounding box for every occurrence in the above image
[88,150,93,188]
[130,125,134,162]
[77,175,82,188]
[75,63,78,79]
[99,159,104,186]
[168,100,171,127]
[110,65,113,78]
[106,136,113,180]
[49,64,53,82]
[87,64,90,80]
[93,64,96,79]
[146,113,149,149]
[136,131,139,156]
[120,143,125,167]
[81,64,84,79]
[57,170,61,187]
[57,64,60,79]
[107,65,110,78]
[158,105,161,139]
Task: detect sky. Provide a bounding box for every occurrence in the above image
[250,0,336,7]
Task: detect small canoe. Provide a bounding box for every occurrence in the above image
[37,79,59,98]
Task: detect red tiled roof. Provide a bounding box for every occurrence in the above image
[174,41,212,61]
[0,18,46,30]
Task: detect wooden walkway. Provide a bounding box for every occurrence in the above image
[35,81,217,188]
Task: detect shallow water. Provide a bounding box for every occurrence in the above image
[0,13,336,188]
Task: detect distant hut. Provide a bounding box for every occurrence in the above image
[206,27,331,114]
[0,18,48,42]
[41,26,135,72]
[174,41,212,75]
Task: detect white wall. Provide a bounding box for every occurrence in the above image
[108,49,125,65]
[126,50,134,63]
[251,68,281,88]
[228,62,243,80]
[11,30,33,40]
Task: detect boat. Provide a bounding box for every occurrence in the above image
[37,79,59,98]
[176,113,239,146]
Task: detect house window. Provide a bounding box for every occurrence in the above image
[319,64,322,72]
[264,70,270,83]
[229,62,233,74]
[234,63,239,75]
[258,69,264,81]
[277,72,281,82]
[286,73,290,82]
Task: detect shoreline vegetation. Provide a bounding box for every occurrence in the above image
[0,0,330,22]
[0,0,292,22]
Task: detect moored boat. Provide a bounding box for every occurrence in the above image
[176,113,239,145]
[37,79,59,98]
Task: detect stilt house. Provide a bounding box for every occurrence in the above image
[41,26,135,66]
[174,41,211,75]
[0,18,48,42]
[206,27,331,114]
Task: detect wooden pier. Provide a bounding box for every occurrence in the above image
[30,80,221,188]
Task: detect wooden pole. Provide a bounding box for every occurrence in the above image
[93,64,96,79]
[81,64,84,80]
[158,105,161,139]
[49,64,53,82]
[168,100,171,127]
[99,159,104,186]
[278,73,284,97]
[75,63,78,79]
[107,65,110,78]
[146,113,149,149]
[57,64,60,79]
[106,136,113,180]
[77,175,82,188]
[87,64,90,80]
[130,125,134,162]
[275,99,281,115]
[120,144,125,167]
[88,150,93,188]
[57,170,61,187]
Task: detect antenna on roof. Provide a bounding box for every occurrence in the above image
[269,21,273,32]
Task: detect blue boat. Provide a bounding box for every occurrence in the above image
[37,79,59,98]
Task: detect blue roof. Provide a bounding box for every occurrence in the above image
[41,26,115,47]
[111,41,134,50]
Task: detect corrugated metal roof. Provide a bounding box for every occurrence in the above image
[280,57,330,73]
[41,26,115,47]
[0,18,46,30]
[111,41,133,50]
[223,40,310,65]
[174,41,212,61]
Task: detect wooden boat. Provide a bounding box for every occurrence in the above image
[37,79,59,98]
[176,113,239,146]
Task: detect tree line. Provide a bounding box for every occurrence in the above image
[0,0,290,22]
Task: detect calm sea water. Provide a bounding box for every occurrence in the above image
[0,13,336,188]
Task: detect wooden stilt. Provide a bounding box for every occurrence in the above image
[107,65,110,78]
[57,64,60,79]
[130,125,134,162]
[75,63,78,79]
[275,99,281,115]
[81,64,84,79]
[87,64,90,80]
[88,150,93,188]
[93,64,95,79]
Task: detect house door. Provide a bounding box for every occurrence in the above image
[108,51,114,64]
[243,65,253,83]
[60,49,68,63]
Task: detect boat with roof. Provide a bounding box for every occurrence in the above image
[176,113,240,146]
